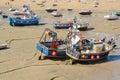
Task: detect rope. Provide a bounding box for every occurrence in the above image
[5,37,39,46]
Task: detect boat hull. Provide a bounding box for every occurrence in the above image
[36,42,66,59]
[53,23,72,29]
[79,12,92,15]
[8,17,39,26]
[46,9,57,13]
[66,43,113,62]
[77,26,88,31]
[66,50,109,61]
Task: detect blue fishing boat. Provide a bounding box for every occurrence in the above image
[53,21,73,29]
[36,28,66,60]
[8,14,40,26]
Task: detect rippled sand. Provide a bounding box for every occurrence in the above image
[0,0,120,80]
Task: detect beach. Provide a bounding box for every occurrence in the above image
[0,0,120,80]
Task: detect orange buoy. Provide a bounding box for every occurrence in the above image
[52,51,57,56]
[45,31,49,35]
[91,55,94,60]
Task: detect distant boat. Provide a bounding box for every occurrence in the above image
[51,11,62,17]
[73,22,89,31]
[79,10,92,15]
[0,44,8,49]
[2,15,8,18]
[67,8,73,11]
[8,14,40,26]
[46,8,57,13]
[53,21,73,29]
[104,14,118,20]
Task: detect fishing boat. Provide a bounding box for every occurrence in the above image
[53,21,73,29]
[36,28,66,59]
[8,14,40,26]
[72,16,89,31]
[79,10,92,15]
[104,14,118,20]
[51,11,62,17]
[46,8,57,13]
[73,22,89,31]
[66,29,116,64]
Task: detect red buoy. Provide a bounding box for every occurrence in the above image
[52,51,56,56]
[91,55,94,60]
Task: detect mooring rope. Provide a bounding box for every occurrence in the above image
[0,63,59,75]
[5,37,40,46]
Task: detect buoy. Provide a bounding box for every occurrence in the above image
[96,55,100,59]
[45,31,49,35]
[52,51,57,56]
[91,55,94,60]
[82,55,85,58]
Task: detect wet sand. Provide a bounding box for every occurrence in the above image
[0,0,120,80]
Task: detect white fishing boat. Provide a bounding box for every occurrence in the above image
[51,11,62,17]
[104,14,118,20]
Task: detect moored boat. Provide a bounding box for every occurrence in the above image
[53,21,73,29]
[73,22,89,31]
[8,14,40,26]
[51,11,62,17]
[79,10,92,15]
[104,14,118,20]
[36,28,66,59]
[46,8,57,13]
[66,28,116,64]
